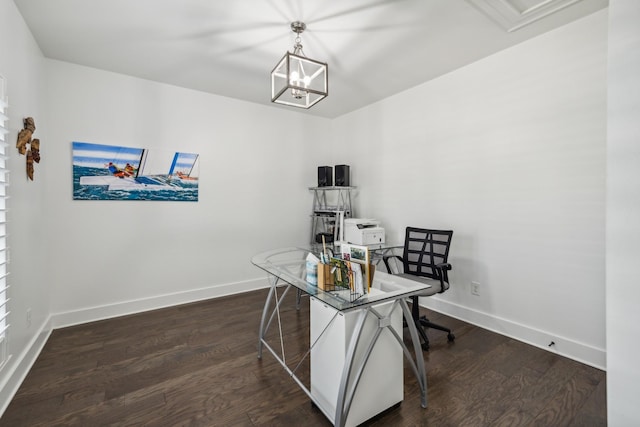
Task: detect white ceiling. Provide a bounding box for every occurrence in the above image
[14,0,608,118]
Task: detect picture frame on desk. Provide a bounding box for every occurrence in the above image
[340,243,368,262]
[340,243,374,293]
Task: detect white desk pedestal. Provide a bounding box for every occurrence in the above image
[310,291,403,427]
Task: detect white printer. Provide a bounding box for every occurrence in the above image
[343,218,386,246]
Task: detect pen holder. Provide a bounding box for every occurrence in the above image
[318,263,334,291]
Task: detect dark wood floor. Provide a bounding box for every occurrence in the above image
[1,288,606,426]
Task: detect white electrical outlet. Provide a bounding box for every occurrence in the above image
[471,281,480,296]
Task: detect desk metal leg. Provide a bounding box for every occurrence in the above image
[257,278,291,360]
[333,300,428,426]
[398,298,428,408]
[335,308,369,427]
[257,284,275,359]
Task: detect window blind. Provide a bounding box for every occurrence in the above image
[0,74,9,369]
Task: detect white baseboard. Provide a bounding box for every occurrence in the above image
[51,278,270,329]
[0,317,52,417]
[420,296,606,370]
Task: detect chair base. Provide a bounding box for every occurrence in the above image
[416,316,455,350]
[410,296,455,351]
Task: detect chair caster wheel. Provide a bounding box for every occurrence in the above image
[447,333,455,342]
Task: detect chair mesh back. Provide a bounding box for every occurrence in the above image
[403,228,453,282]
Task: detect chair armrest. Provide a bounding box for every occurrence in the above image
[434,263,452,293]
[383,255,403,274]
[436,262,452,271]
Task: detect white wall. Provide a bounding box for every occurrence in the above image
[0,0,50,413]
[43,60,333,325]
[333,10,608,368]
[606,0,640,424]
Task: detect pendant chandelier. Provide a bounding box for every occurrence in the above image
[271,21,328,109]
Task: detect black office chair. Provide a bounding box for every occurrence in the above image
[383,227,455,351]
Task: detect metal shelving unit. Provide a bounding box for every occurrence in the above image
[309,186,356,245]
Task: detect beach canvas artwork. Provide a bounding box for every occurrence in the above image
[72,142,199,201]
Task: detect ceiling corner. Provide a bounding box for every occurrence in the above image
[466,0,586,32]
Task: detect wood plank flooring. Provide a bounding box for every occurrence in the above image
[0,288,606,426]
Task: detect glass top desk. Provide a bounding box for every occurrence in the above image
[252,247,429,427]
